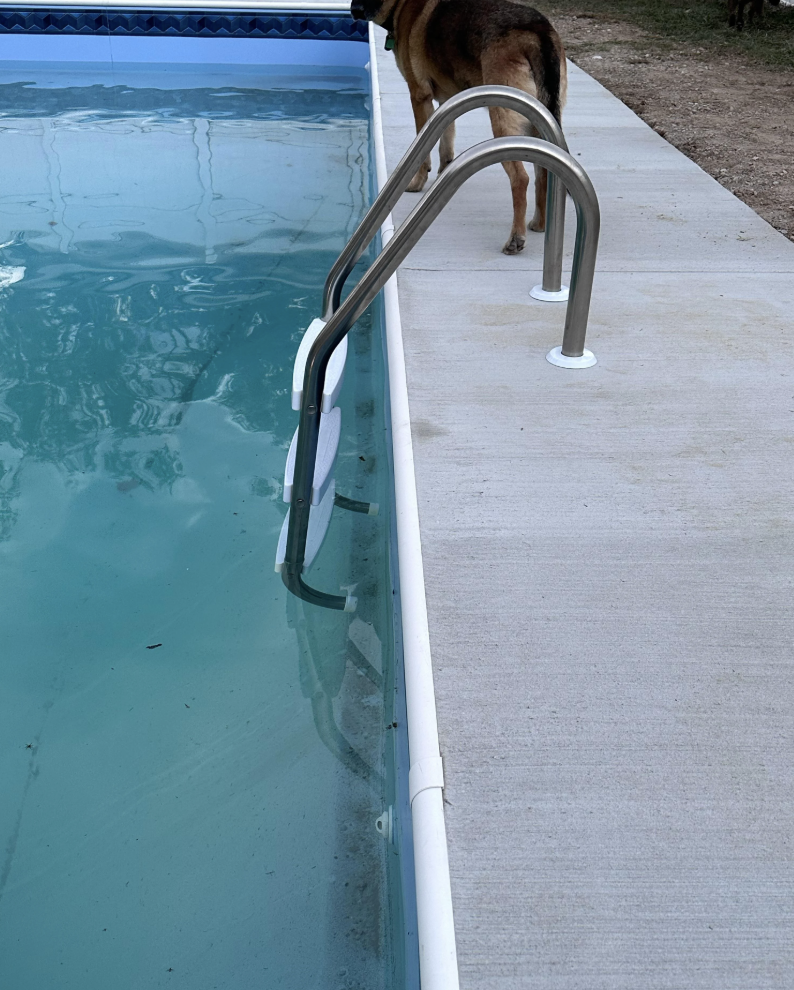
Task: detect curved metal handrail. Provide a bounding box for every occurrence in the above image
[284,135,600,610]
[321,85,569,320]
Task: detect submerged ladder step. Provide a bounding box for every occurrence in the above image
[275,479,335,574]
[292,318,348,414]
[283,406,341,506]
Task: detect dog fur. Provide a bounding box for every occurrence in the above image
[350,0,567,255]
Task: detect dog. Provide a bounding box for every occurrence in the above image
[350,0,567,255]
[729,0,780,29]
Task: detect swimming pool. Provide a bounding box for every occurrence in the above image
[0,20,418,989]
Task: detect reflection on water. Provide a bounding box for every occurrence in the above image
[0,237,309,540]
[0,74,406,990]
[0,83,372,542]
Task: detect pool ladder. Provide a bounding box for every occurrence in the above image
[276,85,601,611]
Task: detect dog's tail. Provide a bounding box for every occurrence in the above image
[526,26,565,125]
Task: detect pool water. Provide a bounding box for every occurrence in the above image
[0,63,408,989]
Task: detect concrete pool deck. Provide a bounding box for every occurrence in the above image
[373,29,794,990]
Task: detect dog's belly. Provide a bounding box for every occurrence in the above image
[428,68,481,102]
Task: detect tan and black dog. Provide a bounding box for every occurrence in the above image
[351,0,567,254]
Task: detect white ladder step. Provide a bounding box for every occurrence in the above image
[275,479,335,574]
[292,317,348,414]
[283,406,341,506]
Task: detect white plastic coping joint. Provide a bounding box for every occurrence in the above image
[408,756,445,804]
[368,24,460,990]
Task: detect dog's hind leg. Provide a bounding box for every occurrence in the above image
[439,119,456,174]
[483,46,548,252]
[487,104,531,254]
[406,86,435,192]
[527,127,548,234]
[434,91,458,174]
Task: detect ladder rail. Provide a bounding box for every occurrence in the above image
[321,85,569,321]
[284,135,600,610]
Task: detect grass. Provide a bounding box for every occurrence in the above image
[549,0,794,69]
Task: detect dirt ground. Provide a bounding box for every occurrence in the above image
[546,4,794,240]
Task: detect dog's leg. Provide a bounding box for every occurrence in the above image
[527,126,548,234]
[406,87,435,192]
[488,105,530,254]
[439,118,456,174]
[529,164,548,234]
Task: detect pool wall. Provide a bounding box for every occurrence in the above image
[0,34,369,68]
[0,2,358,33]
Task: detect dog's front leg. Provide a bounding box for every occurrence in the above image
[407,87,435,192]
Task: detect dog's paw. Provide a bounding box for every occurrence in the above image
[528,216,546,233]
[502,233,525,255]
[406,169,429,193]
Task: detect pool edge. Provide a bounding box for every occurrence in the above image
[368,23,461,990]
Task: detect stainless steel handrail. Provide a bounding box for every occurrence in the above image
[321,85,569,320]
[284,135,600,610]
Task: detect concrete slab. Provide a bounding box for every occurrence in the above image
[374,28,794,990]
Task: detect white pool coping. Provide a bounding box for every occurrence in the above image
[368,23,461,990]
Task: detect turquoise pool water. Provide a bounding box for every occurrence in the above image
[0,62,409,989]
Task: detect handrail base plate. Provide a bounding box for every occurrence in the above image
[546,346,597,369]
[531,284,569,302]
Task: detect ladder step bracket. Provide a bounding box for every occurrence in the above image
[283,406,341,506]
[334,493,379,516]
[292,318,348,413]
[275,480,336,574]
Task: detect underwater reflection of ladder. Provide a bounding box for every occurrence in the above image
[277,86,601,611]
[286,591,384,790]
